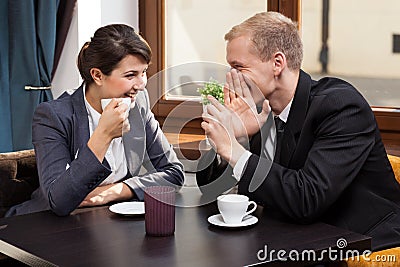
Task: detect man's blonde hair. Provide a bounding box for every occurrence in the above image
[225,12,303,70]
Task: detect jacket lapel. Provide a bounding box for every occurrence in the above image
[280,70,311,166]
[250,113,273,157]
[70,85,90,158]
[123,103,145,176]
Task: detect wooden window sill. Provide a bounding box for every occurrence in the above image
[164,132,211,160]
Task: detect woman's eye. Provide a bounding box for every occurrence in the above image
[125,69,147,78]
[125,73,136,79]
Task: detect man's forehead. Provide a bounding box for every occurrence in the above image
[226,37,257,63]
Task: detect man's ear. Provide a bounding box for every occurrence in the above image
[90,68,104,85]
[272,52,286,76]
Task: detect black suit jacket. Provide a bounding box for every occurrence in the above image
[197,70,400,250]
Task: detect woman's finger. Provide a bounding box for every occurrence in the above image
[104,98,120,110]
[122,119,131,133]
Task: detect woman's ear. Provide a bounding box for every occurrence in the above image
[272,52,286,76]
[90,68,103,85]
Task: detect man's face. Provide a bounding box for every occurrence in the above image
[226,35,274,103]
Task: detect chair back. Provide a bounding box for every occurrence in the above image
[388,154,400,184]
[0,149,39,217]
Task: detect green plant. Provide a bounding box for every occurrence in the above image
[197,79,224,105]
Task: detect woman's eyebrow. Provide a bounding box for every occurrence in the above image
[123,70,137,74]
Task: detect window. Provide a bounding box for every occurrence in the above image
[300,0,400,148]
[301,0,400,108]
[139,0,294,126]
[139,0,400,149]
[164,0,267,100]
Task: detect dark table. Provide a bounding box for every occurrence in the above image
[0,188,370,267]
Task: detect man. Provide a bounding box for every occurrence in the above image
[197,11,400,251]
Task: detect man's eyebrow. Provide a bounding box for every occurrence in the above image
[229,60,244,67]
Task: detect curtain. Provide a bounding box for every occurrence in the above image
[0,1,12,152]
[0,0,75,152]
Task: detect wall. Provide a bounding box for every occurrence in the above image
[52,0,139,98]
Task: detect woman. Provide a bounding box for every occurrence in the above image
[6,24,184,216]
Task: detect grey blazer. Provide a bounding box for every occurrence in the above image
[6,85,184,216]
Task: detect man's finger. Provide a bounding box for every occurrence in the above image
[204,104,225,123]
[202,113,213,123]
[231,69,243,96]
[200,121,209,132]
[207,95,225,112]
[226,72,236,101]
[239,73,251,98]
[224,83,231,105]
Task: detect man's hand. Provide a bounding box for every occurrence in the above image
[79,182,134,207]
[225,69,270,138]
[201,96,246,167]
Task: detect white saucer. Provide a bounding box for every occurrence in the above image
[109,202,145,216]
[208,214,258,228]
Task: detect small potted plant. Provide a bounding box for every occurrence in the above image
[197,79,224,107]
[197,79,224,145]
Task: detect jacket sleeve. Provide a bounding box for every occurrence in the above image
[195,149,238,202]
[122,90,184,200]
[32,102,112,216]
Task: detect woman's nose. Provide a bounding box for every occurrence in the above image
[135,75,147,90]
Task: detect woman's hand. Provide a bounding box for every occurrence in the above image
[79,182,134,207]
[98,98,130,140]
[225,69,270,138]
[87,98,130,162]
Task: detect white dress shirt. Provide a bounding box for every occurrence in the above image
[83,85,129,185]
[232,99,293,180]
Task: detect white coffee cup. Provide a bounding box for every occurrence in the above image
[217,194,257,225]
[101,98,131,117]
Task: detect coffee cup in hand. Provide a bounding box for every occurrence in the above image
[217,194,257,225]
[101,98,131,118]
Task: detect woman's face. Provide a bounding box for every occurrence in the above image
[100,54,148,102]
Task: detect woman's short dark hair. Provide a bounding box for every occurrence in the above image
[77,24,152,84]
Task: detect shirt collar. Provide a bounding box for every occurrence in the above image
[83,84,101,130]
[272,98,293,123]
